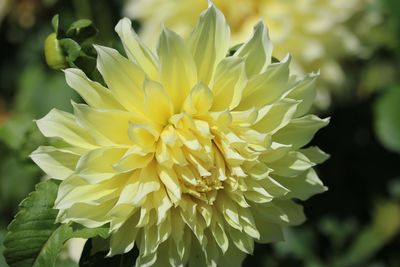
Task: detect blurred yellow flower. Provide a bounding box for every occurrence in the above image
[0,0,11,24]
[31,5,328,266]
[126,0,368,104]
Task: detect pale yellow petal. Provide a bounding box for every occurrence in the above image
[30,146,81,180]
[254,98,299,134]
[211,57,246,111]
[36,109,96,149]
[75,147,127,183]
[115,18,159,79]
[285,72,319,117]
[109,213,140,256]
[144,79,174,125]
[183,82,213,115]
[273,115,330,149]
[237,55,291,110]
[64,68,123,109]
[235,21,273,77]
[187,4,230,84]
[157,28,197,111]
[73,102,141,146]
[94,45,146,114]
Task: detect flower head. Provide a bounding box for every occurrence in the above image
[31,5,328,266]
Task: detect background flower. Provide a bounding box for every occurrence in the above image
[30,5,328,266]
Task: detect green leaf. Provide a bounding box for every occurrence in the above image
[3,180,59,267]
[66,20,98,43]
[373,86,400,153]
[59,38,82,64]
[3,180,109,267]
[0,230,7,266]
[51,15,59,35]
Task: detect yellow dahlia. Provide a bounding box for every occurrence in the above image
[126,0,366,89]
[31,5,328,266]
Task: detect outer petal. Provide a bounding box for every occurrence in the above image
[217,242,247,267]
[157,28,197,111]
[115,18,159,79]
[56,181,120,209]
[64,68,123,109]
[30,146,81,180]
[57,200,115,228]
[273,168,328,200]
[210,57,246,111]
[109,212,140,256]
[237,56,291,110]
[254,99,299,134]
[285,72,319,117]
[235,21,273,77]
[36,109,96,149]
[73,103,141,146]
[273,115,330,149]
[75,147,127,183]
[268,151,316,177]
[94,45,146,114]
[187,4,230,84]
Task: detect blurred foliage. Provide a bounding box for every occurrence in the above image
[0,0,399,266]
[374,86,400,153]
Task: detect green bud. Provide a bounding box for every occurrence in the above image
[44,32,68,70]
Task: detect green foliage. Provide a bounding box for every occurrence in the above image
[44,14,99,77]
[79,239,138,267]
[338,200,400,266]
[0,230,7,266]
[374,86,400,153]
[3,180,109,267]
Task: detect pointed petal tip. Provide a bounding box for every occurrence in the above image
[115,17,136,36]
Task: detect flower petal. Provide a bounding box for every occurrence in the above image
[183,82,213,115]
[73,102,141,146]
[237,55,291,110]
[30,146,81,180]
[254,98,299,134]
[235,21,273,77]
[157,28,197,111]
[94,45,146,114]
[115,18,159,79]
[109,212,140,256]
[211,57,246,111]
[285,72,319,117]
[144,80,174,125]
[273,115,330,149]
[36,109,96,149]
[64,68,123,109]
[187,4,230,84]
[75,147,127,183]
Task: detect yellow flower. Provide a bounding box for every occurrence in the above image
[126,0,366,92]
[31,5,328,266]
[0,0,11,24]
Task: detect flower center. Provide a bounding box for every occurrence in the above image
[152,110,268,204]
